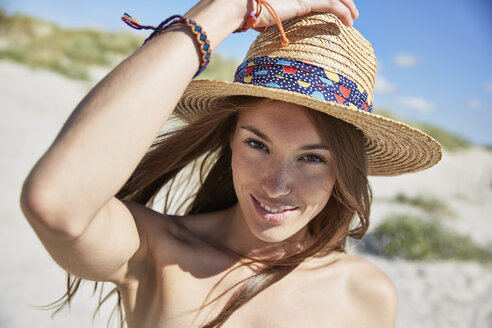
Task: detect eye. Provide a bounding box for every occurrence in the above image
[301,154,326,165]
[245,139,268,152]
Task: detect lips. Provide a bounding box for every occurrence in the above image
[250,195,297,223]
[259,202,287,213]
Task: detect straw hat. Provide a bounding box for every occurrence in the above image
[175,13,442,176]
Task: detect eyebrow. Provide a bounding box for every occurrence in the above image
[240,125,329,151]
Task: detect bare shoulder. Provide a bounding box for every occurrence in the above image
[341,254,397,298]
[342,254,398,327]
[122,200,175,237]
[120,200,181,266]
[121,201,229,262]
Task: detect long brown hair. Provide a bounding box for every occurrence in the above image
[47,95,371,327]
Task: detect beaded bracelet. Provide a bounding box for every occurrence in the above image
[234,12,260,33]
[233,0,289,47]
[122,14,211,78]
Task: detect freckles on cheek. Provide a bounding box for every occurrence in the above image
[301,173,335,208]
[232,149,262,184]
[304,170,334,190]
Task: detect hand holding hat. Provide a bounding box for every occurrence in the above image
[249,0,359,29]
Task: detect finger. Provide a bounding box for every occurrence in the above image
[306,0,354,26]
[339,0,359,19]
[319,0,353,27]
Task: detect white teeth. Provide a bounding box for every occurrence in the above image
[259,202,285,214]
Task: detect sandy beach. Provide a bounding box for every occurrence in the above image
[1,61,491,327]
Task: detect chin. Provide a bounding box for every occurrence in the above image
[242,204,309,245]
[251,229,290,244]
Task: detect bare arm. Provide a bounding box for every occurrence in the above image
[20,0,359,283]
[20,0,249,283]
[21,0,246,235]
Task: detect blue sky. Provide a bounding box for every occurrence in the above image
[3,0,491,145]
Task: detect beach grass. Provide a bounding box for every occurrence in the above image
[196,56,239,82]
[392,193,455,218]
[0,9,239,82]
[0,10,143,81]
[370,215,492,263]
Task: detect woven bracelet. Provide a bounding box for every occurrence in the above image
[122,14,212,78]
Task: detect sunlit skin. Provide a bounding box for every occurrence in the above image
[19,0,400,325]
[225,100,336,256]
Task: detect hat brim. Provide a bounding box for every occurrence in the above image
[175,79,442,176]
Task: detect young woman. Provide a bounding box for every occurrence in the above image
[20,0,441,327]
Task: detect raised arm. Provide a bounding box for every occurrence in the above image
[20,0,358,284]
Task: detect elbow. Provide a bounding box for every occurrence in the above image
[20,178,87,239]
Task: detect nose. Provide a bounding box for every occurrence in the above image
[261,160,292,198]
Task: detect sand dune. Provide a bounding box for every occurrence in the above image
[1,61,491,327]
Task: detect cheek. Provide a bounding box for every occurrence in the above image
[297,169,335,209]
[231,145,260,188]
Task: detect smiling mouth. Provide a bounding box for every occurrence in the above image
[258,202,286,214]
[251,195,297,217]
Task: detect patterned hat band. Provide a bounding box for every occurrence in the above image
[233,56,373,113]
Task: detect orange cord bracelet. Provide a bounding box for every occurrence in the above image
[234,0,290,47]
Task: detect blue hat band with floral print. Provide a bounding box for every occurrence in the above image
[233,56,373,113]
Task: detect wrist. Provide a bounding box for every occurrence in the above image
[185,0,250,49]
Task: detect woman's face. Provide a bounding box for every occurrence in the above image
[230,100,336,244]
